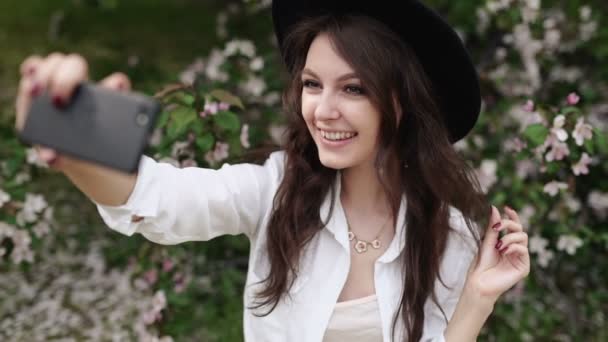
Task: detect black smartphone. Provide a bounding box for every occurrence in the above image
[18,82,161,174]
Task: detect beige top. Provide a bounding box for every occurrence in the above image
[322,294,383,342]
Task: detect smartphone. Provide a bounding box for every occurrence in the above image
[18,82,161,174]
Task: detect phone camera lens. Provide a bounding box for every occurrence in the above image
[136,113,149,126]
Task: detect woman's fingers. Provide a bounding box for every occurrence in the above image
[493,218,524,234]
[47,54,89,106]
[32,52,65,94]
[99,72,132,92]
[504,205,521,224]
[19,55,43,77]
[495,231,528,253]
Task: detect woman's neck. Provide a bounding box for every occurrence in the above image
[340,161,391,217]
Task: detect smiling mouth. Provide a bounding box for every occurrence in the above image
[318,129,358,141]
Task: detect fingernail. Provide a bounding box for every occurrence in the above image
[505,205,513,212]
[492,222,501,230]
[29,83,42,97]
[25,66,36,76]
[52,95,65,108]
[495,240,503,250]
[499,246,508,254]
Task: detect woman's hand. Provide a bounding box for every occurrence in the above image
[466,205,530,304]
[15,52,132,170]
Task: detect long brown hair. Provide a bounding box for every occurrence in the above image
[247,14,490,341]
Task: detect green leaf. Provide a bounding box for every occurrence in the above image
[584,136,595,154]
[196,133,215,152]
[594,127,608,155]
[209,89,245,110]
[167,106,197,138]
[156,111,171,128]
[522,124,549,147]
[213,111,240,133]
[559,106,580,116]
[182,94,195,106]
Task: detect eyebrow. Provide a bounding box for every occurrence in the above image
[301,68,359,82]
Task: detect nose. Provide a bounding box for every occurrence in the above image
[314,91,340,122]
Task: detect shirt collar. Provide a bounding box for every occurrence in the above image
[320,171,407,263]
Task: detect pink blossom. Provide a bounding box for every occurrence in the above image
[545,141,570,161]
[218,102,230,111]
[204,142,230,166]
[504,137,527,153]
[572,117,593,146]
[240,124,250,149]
[180,159,198,168]
[143,269,158,285]
[523,99,535,112]
[162,259,174,273]
[572,152,592,175]
[142,310,157,325]
[543,181,568,196]
[201,101,219,117]
[567,92,580,105]
[173,272,189,293]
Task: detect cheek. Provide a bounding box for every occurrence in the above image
[301,95,315,124]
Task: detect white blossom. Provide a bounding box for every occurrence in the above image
[224,39,256,58]
[556,235,583,255]
[475,159,498,193]
[240,124,251,149]
[205,49,228,82]
[240,76,267,97]
[588,191,608,219]
[572,152,592,175]
[543,181,568,197]
[249,56,264,71]
[572,117,593,146]
[0,189,10,208]
[579,5,592,21]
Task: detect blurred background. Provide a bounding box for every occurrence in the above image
[0,0,606,341]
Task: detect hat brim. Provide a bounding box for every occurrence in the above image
[272,0,481,144]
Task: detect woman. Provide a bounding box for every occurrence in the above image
[14,1,530,341]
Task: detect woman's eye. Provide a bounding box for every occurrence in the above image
[302,80,320,88]
[345,85,365,95]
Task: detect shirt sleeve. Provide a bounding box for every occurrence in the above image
[93,151,285,245]
[420,209,479,342]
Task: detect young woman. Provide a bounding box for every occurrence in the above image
[15,1,530,341]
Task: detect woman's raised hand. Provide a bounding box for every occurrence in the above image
[466,205,531,302]
[15,52,132,169]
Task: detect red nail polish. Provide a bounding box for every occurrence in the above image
[492,222,501,230]
[52,95,65,108]
[495,240,503,250]
[29,83,42,97]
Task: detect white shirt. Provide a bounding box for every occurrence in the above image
[323,294,383,341]
[94,151,478,342]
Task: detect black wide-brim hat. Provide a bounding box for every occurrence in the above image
[272,0,481,144]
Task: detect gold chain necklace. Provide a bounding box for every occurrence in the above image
[346,215,391,254]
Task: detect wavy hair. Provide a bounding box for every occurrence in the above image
[247,14,490,341]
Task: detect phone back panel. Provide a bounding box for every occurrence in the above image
[19,83,160,174]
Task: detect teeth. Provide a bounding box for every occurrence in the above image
[320,129,356,141]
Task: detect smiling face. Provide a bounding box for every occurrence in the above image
[301,33,383,170]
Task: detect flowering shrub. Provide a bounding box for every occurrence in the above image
[1,0,606,340]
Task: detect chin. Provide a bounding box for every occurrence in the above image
[317,150,355,170]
